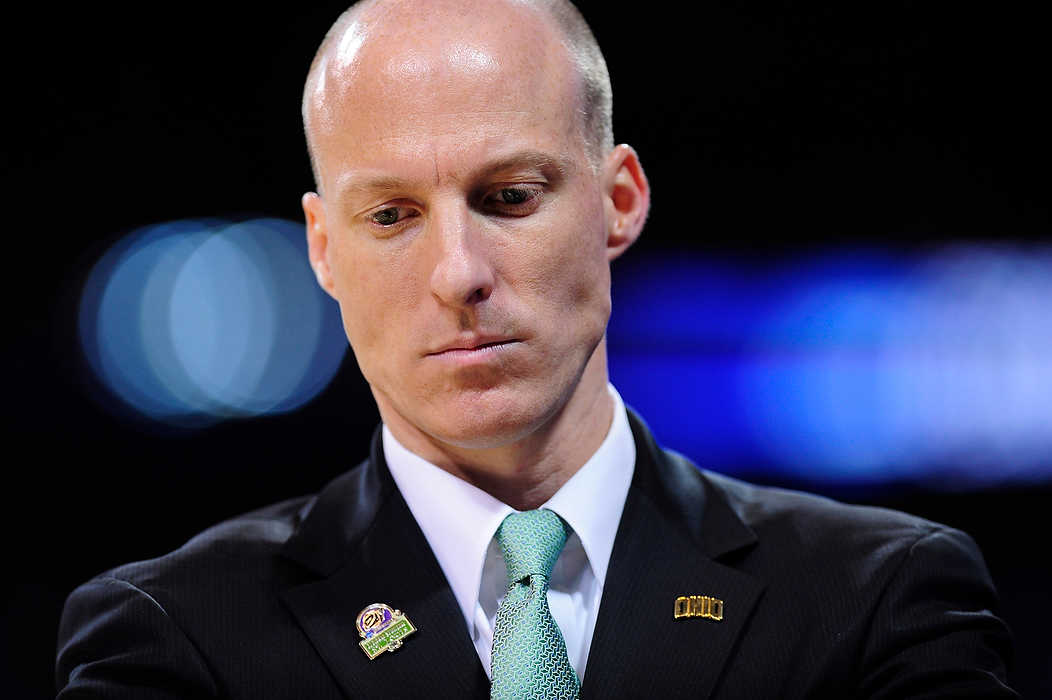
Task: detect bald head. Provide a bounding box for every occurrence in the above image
[302,0,612,190]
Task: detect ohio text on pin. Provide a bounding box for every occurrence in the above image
[674,595,724,621]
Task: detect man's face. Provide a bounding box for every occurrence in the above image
[304,4,637,452]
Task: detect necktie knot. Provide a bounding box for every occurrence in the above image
[495,509,568,586]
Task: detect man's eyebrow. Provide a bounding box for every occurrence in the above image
[334,150,571,200]
[334,174,410,200]
[474,150,570,179]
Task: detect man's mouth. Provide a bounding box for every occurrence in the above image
[427,337,520,358]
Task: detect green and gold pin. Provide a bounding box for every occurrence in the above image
[356,603,417,660]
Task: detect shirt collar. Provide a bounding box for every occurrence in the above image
[383,384,636,631]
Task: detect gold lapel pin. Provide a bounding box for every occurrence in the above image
[674,595,724,621]
[356,603,417,660]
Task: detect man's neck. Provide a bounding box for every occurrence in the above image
[377,349,615,510]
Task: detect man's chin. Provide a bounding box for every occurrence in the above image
[423,411,547,451]
[375,378,578,456]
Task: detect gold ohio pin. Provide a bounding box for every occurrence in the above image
[674,595,724,621]
[356,603,417,660]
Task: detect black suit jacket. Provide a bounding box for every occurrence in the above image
[56,412,1016,698]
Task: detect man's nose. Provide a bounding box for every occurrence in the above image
[428,202,495,309]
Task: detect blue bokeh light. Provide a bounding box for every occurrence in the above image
[79,218,348,425]
[609,245,1052,488]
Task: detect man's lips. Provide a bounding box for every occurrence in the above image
[426,337,519,356]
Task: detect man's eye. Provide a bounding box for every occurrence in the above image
[484,185,542,214]
[370,206,414,226]
[498,188,531,204]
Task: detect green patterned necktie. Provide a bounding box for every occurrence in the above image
[490,509,580,700]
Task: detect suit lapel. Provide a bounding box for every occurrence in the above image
[581,412,766,699]
[278,431,489,700]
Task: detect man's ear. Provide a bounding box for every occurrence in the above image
[302,192,336,297]
[601,144,650,261]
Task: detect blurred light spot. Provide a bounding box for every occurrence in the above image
[609,245,1052,489]
[79,218,347,425]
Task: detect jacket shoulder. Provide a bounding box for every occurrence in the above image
[99,494,313,591]
[57,488,343,697]
[700,467,942,540]
[679,461,1015,697]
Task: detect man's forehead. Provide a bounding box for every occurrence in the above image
[330,3,552,67]
[306,0,571,122]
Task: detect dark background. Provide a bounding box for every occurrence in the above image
[4,1,1049,696]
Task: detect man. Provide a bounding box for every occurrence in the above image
[57,0,1016,698]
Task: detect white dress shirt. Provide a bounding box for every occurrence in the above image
[383,384,636,680]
